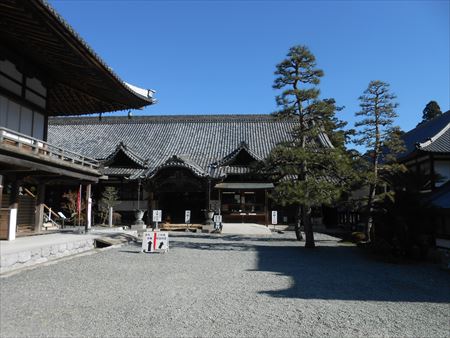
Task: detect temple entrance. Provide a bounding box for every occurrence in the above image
[158,191,205,223]
[149,167,207,224]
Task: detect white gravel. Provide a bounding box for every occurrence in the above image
[1,232,449,337]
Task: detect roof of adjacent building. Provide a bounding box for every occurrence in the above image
[399,110,450,160]
[48,114,333,179]
[0,0,155,116]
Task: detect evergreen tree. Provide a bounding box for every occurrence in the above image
[99,186,119,225]
[419,101,442,125]
[266,45,356,248]
[353,80,405,242]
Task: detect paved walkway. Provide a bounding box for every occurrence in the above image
[0,228,136,274]
[1,232,449,337]
[221,222,272,235]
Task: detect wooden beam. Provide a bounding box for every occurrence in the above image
[0,154,99,182]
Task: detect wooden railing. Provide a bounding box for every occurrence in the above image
[0,127,99,170]
[23,187,60,219]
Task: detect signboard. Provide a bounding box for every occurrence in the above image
[142,231,169,253]
[213,215,222,223]
[185,210,191,224]
[152,210,162,222]
[271,211,278,225]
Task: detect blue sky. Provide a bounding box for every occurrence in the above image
[50,0,449,135]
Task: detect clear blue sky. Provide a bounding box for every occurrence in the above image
[50,0,449,135]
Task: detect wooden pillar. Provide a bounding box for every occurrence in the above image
[430,154,435,189]
[0,175,4,239]
[0,175,3,212]
[8,179,19,241]
[147,191,154,226]
[264,189,268,226]
[34,183,45,233]
[85,184,92,231]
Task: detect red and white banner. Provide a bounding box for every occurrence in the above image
[77,184,82,224]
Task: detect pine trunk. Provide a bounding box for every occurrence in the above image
[303,205,315,248]
[366,184,376,242]
[294,204,303,241]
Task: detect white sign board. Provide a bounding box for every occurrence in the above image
[271,211,278,225]
[185,210,191,224]
[152,210,162,222]
[142,231,169,253]
[57,212,67,220]
[213,215,222,223]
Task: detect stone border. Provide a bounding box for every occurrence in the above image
[0,238,95,274]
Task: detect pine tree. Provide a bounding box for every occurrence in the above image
[266,45,356,248]
[99,186,119,225]
[353,80,405,242]
[419,101,442,125]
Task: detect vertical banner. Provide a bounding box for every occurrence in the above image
[77,184,82,226]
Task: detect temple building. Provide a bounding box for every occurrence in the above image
[398,110,450,250]
[0,0,155,239]
[48,115,334,228]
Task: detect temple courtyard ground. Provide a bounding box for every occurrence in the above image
[1,232,449,337]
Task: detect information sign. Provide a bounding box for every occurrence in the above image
[142,231,169,253]
[152,210,162,222]
[185,210,191,224]
[271,211,278,225]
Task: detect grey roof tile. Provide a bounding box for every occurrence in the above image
[399,110,450,158]
[48,114,332,178]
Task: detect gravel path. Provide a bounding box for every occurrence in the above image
[1,232,449,337]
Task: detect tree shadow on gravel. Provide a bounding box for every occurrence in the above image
[120,234,450,303]
[254,244,450,303]
[168,233,300,242]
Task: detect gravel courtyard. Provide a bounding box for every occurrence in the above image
[1,232,449,337]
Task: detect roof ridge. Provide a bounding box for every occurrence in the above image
[48,114,288,125]
[404,110,450,136]
[418,122,450,149]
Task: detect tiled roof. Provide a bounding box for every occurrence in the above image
[103,167,146,178]
[212,141,262,166]
[399,110,450,159]
[417,123,450,153]
[0,0,155,115]
[146,155,208,178]
[103,142,148,168]
[48,114,331,178]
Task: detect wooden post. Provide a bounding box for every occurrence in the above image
[430,154,435,189]
[0,175,3,239]
[0,175,3,212]
[147,191,154,226]
[8,179,19,241]
[34,183,45,233]
[264,189,268,226]
[108,207,113,227]
[85,183,92,232]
